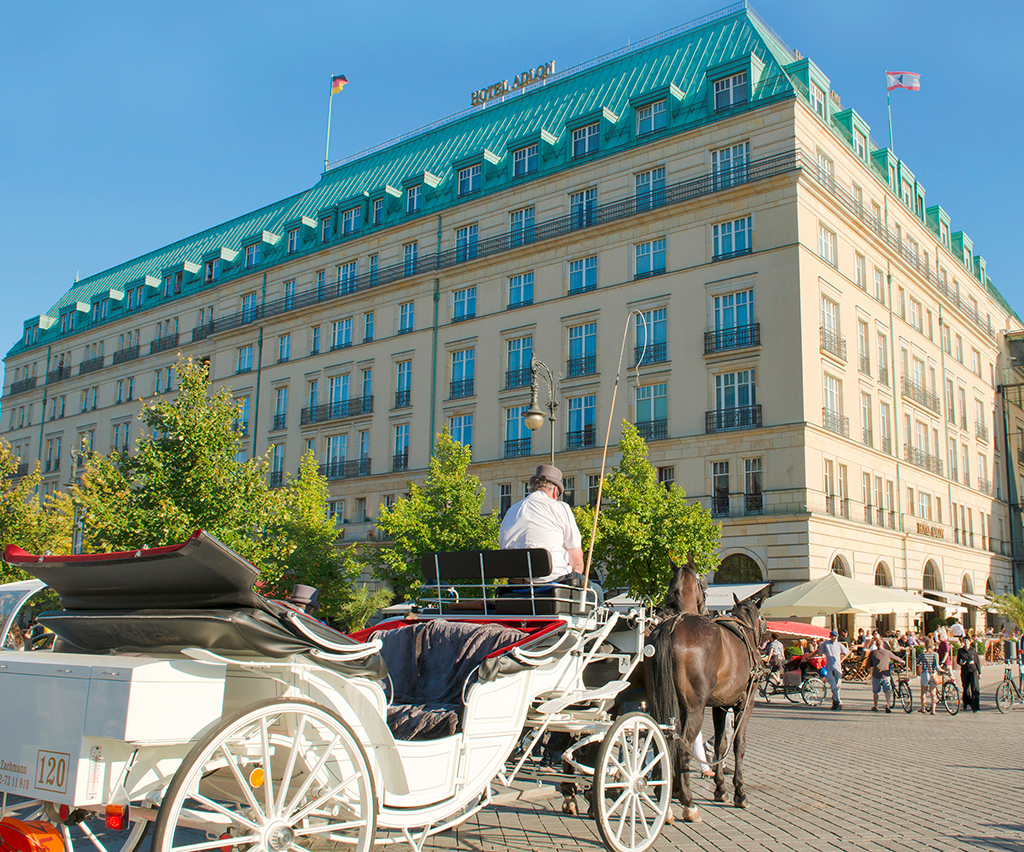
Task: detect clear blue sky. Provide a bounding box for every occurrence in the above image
[1,1,1021,373]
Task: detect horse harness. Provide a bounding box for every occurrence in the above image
[712,613,765,705]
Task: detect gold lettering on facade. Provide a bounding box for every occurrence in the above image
[471,61,555,106]
[916,522,944,539]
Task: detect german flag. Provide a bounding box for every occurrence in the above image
[331,75,348,95]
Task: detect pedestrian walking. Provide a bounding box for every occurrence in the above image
[956,638,982,712]
[918,636,940,714]
[861,639,898,712]
[817,631,850,710]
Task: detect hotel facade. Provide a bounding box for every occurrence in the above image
[5,5,1023,628]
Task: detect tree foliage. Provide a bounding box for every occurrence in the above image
[991,590,1024,634]
[574,421,720,600]
[0,441,71,582]
[370,429,498,598]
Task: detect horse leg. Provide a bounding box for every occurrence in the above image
[677,710,703,822]
[710,706,728,803]
[731,699,755,809]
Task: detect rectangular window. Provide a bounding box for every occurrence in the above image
[945,379,956,424]
[505,405,531,447]
[509,207,535,246]
[499,483,513,517]
[713,461,730,515]
[568,323,597,377]
[406,185,421,214]
[372,198,383,226]
[857,320,870,375]
[321,217,333,242]
[713,216,752,259]
[507,272,534,308]
[873,267,885,304]
[506,336,533,388]
[636,308,667,364]
[855,253,866,289]
[860,392,872,445]
[570,187,596,228]
[744,458,763,513]
[714,72,748,110]
[245,243,261,268]
[712,141,750,189]
[909,298,921,331]
[283,279,295,310]
[568,256,597,293]
[399,301,414,333]
[275,387,288,418]
[818,224,836,265]
[237,345,253,373]
[512,144,538,177]
[635,238,666,278]
[715,369,757,411]
[285,228,299,255]
[363,311,374,343]
[404,242,418,275]
[450,414,473,453]
[235,396,250,435]
[823,374,841,415]
[635,383,667,429]
[458,164,481,196]
[331,318,353,350]
[241,292,258,323]
[636,99,667,135]
[337,260,358,293]
[971,348,981,376]
[329,375,350,409]
[310,326,321,355]
[341,206,361,235]
[450,348,475,398]
[278,334,290,363]
[567,394,597,448]
[635,166,666,213]
[853,131,867,160]
[204,258,220,282]
[453,287,476,321]
[572,123,599,157]
[396,361,412,403]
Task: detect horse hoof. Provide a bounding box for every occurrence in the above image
[734,797,748,809]
[561,798,577,816]
[683,807,702,823]
[664,807,676,825]
[713,791,726,803]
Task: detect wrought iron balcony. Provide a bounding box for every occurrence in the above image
[882,436,892,455]
[392,450,409,472]
[635,342,669,365]
[878,366,889,387]
[976,421,990,443]
[504,368,532,390]
[192,323,215,342]
[504,437,532,458]
[978,477,992,496]
[9,376,37,395]
[819,327,847,361]
[150,333,180,355]
[864,504,874,524]
[900,376,940,413]
[394,389,411,409]
[269,471,284,488]
[507,297,533,310]
[13,462,29,479]
[300,396,374,425]
[44,458,61,473]
[566,355,597,378]
[47,366,72,384]
[704,324,759,355]
[859,355,870,376]
[706,405,762,433]
[744,492,763,515]
[79,356,104,376]
[825,496,849,518]
[112,345,140,366]
[272,413,287,431]
[566,425,596,450]
[822,408,849,437]
[320,459,372,481]
[635,419,668,441]
[862,428,873,448]
[712,494,730,517]
[449,379,474,399]
[903,443,943,476]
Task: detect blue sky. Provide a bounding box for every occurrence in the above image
[1,1,1021,372]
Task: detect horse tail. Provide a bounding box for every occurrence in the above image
[646,617,681,729]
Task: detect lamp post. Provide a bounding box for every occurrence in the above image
[522,354,560,465]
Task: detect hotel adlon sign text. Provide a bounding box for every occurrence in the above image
[471,61,555,107]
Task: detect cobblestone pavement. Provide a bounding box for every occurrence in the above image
[414,665,1024,852]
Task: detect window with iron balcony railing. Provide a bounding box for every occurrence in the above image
[321,459,372,481]
[449,379,474,399]
[978,478,992,496]
[704,324,760,355]
[744,492,763,515]
[505,368,532,390]
[566,425,596,450]
[903,443,943,476]
[269,471,284,488]
[151,333,180,355]
[878,365,889,386]
[79,356,104,375]
[881,436,892,455]
[900,376,940,413]
[635,419,668,441]
[10,376,37,395]
[394,389,411,409]
[392,450,409,472]
[47,366,72,384]
[112,345,140,366]
[825,495,849,518]
[858,355,870,376]
[635,342,668,365]
[712,494,730,516]
[819,327,846,361]
[13,462,29,479]
[976,421,990,443]
[862,427,873,447]
[864,504,874,524]
[705,405,762,433]
[272,414,286,430]
[504,437,532,458]
[566,355,596,378]
[822,408,849,437]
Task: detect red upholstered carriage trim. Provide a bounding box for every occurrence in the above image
[3,530,204,565]
[349,617,566,660]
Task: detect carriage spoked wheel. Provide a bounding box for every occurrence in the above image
[152,698,377,852]
[0,794,148,852]
[593,712,672,852]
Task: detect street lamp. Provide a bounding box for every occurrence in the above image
[522,354,560,465]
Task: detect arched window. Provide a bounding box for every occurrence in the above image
[986,578,995,597]
[874,562,892,587]
[922,560,941,592]
[961,574,974,596]
[715,553,763,584]
[830,556,849,577]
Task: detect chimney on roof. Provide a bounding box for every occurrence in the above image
[829,90,842,108]
[793,48,802,60]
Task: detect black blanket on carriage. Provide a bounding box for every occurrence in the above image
[378,620,525,740]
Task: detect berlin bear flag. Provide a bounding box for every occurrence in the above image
[886,71,921,92]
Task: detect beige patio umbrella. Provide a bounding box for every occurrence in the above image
[760,572,935,618]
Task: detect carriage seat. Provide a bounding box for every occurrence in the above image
[352,618,566,740]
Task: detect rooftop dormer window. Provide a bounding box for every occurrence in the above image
[714,72,747,111]
[245,243,261,269]
[458,164,481,196]
[636,99,667,136]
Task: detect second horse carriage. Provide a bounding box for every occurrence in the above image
[0,531,678,852]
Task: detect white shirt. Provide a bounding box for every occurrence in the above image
[949,622,965,639]
[498,490,582,583]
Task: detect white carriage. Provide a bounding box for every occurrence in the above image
[0,532,671,852]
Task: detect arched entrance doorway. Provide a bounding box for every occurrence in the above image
[830,555,852,635]
[922,560,943,632]
[714,553,764,584]
[874,562,895,635]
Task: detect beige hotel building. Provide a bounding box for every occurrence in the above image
[5,5,1023,628]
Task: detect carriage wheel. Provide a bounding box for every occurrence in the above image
[593,712,672,852]
[152,698,376,852]
[898,680,913,713]
[801,676,826,706]
[0,794,148,852]
[995,681,1012,714]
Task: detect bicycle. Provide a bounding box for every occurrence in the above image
[937,671,961,716]
[885,668,914,713]
[995,663,1023,713]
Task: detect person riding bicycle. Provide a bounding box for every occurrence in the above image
[761,632,786,684]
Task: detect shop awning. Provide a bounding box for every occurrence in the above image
[705,582,770,611]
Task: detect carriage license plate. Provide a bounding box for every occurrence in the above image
[34,750,71,795]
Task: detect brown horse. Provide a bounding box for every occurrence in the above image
[644,596,765,821]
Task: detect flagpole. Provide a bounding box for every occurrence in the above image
[886,85,894,152]
[324,91,334,171]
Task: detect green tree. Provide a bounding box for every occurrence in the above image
[574,421,720,600]
[370,429,499,598]
[68,359,280,567]
[991,590,1024,634]
[0,440,71,581]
